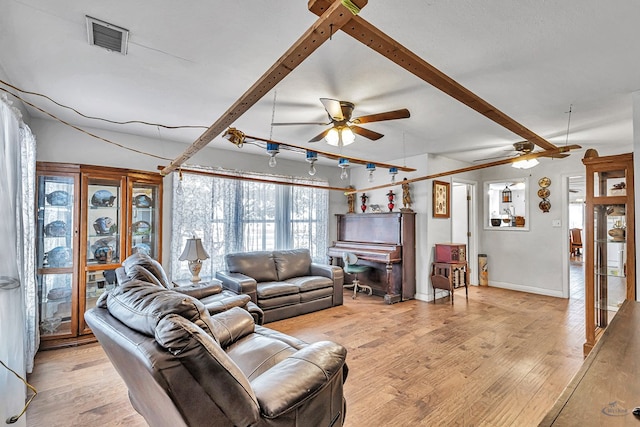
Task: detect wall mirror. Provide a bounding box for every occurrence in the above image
[484,178,529,230]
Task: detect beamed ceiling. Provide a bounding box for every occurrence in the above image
[1,1,639,169]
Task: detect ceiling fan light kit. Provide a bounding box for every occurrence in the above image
[325,126,355,147]
[511,158,539,169]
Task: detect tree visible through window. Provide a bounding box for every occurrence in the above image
[171,168,329,280]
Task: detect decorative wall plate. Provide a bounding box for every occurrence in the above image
[539,199,551,213]
[537,188,550,198]
[538,177,551,188]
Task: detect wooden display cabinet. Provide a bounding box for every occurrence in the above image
[36,162,163,349]
[582,153,635,356]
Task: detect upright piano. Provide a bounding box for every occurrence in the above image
[327,212,416,304]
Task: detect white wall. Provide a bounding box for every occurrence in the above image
[477,154,588,297]
[348,153,481,302]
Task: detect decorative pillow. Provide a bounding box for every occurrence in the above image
[225,252,277,282]
[273,249,311,281]
[122,253,172,289]
[106,280,215,339]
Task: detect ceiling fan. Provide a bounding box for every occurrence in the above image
[475,140,570,165]
[271,98,410,147]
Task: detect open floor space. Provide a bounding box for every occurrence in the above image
[27,286,585,426]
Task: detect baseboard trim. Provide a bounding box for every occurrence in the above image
[488,281,564,298]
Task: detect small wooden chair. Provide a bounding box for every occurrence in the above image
[570,228,583,256]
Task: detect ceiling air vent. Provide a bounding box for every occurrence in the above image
[86,16,129,55]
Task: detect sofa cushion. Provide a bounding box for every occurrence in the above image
[283,276,333,292]
[122,253,172,289]
[273,249,311,281]
[257,282,300,299]
[226,251,278,282]
[258,294,301,310]
[106,280,215,339]
[299,287,334,303]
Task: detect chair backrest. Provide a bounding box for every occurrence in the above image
[343,252,358,266]
[570,228,582,245]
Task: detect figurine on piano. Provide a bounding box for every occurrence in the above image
[401,178,413,212]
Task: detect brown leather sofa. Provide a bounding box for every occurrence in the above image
[215,249,344,323]
[117,253,264,324]
[85,279,348,427]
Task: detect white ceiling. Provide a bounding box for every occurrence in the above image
[1,1,639,167]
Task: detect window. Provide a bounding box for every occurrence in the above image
[484,178,529,230]
[170,168,329,280]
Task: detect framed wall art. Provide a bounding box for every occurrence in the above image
[432,180,450,218]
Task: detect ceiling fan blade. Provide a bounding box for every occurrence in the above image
[308,128,332,143]
[351,125,384,141]
[320,98,344,121]
[271,121,330,126]
[352,108,411,124]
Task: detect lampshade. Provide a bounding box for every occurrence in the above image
[178,237,210,261]
[325,127,355,147]
[512,158,539,169]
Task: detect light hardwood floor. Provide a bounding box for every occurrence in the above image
[26,285,586,426]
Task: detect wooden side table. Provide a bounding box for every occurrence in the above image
[431,262,469,304]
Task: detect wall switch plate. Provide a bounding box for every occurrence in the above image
[552,219,561,227]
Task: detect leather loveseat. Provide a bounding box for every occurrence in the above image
[117,253,264,324]
[215,249,344,323]
[85,279,348,427]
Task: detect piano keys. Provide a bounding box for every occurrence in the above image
[328,212,416,304]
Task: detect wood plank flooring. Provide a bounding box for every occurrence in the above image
[26,285,586,427]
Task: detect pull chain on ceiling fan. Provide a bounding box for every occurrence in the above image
[271,97,410,147]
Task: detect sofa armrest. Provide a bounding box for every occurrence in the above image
[173,281,223,299]
[250,341,347,418]
[215,271,258,303]
[311,263,344,306]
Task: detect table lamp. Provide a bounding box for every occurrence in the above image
[178,236,210,282]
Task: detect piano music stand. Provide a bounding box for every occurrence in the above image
[343,252,372,299]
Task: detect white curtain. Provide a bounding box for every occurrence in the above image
[170,167,329,281]
[0,94,36,424]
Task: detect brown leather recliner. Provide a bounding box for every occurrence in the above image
[118,253,264,324]
[85,280,348,427]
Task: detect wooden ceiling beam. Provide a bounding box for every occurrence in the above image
[308,1,558,151]
[346,145,582,194]
[160,0,368,176]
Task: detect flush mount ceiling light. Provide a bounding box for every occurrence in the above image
[86,16,129,55]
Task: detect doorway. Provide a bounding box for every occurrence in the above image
[568,175,585,300]
[451,180,477,284]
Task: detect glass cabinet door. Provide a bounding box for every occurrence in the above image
[36,174,78,338]
[592,204,627,331]
[129,181,161,260]
[583,153,635,356]
[82,176,124,331]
